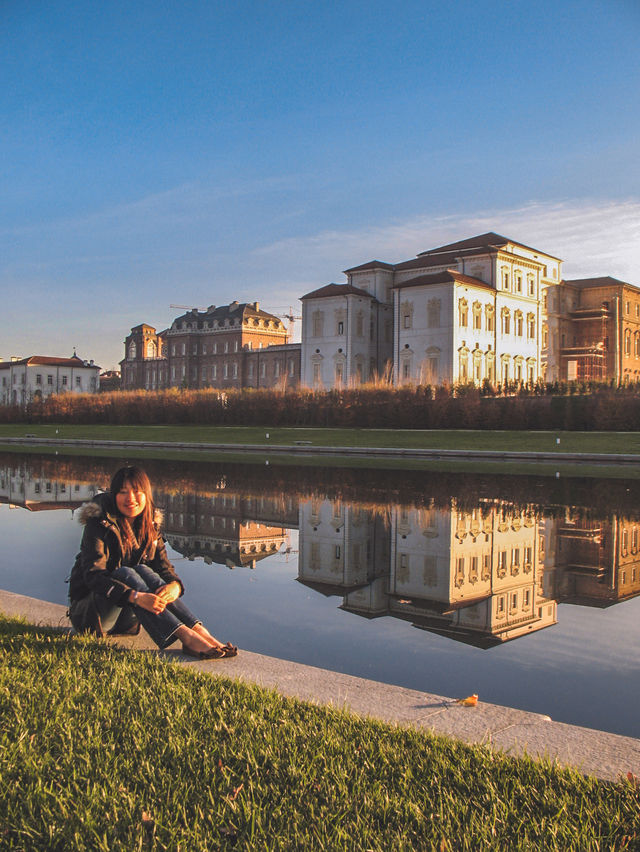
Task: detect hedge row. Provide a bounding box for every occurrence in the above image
[3,382,640,430]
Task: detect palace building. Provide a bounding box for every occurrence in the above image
[121,301,301,391]
[300,232,640,388]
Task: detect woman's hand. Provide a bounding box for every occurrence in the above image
[134,592,167,613]
[156,582,181,604]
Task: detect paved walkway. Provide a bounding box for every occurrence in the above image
[2,589,639,783]
[1,434,640,467]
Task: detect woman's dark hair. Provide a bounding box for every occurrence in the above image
[110,466,156,557]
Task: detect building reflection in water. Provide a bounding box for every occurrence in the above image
[158,485,294,569]
[2,456,640,649]
[0,460,100,513]
[298,499,640,648]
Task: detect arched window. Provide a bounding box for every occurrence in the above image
[485,351,496,383]
[527,313,536,339]
[472,301,482,330]
[458,298,468,328]
[515,310,523,336]
[458,347,469,382]
[485,304,495,332]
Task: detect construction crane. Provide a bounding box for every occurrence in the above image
[268,305,302,338]
[169,304,207,312]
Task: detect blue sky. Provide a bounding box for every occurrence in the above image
[2,0,639,370]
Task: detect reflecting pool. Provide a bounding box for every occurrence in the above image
[1,452,640,738]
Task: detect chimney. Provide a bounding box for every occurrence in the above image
[254,301,260,311]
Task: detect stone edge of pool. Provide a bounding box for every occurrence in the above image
[1,435,640,466]
[2,589,638,783]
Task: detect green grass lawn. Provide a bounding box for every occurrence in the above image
[1,616,638,851]
[2,423,640,454]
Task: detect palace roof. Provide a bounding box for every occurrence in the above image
[0,355,99,369]
[563,276,632,289]
[300,283,374,300]
[394,269,494,291]
[344,232,562,276]
[170,301,285,329]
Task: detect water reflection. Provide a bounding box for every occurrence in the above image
[0,461,100,511]
[4,455,638,651]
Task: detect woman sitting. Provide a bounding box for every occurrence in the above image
[68,465,237,660]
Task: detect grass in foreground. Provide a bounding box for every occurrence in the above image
[3,423,640,455]
[1,617,638,851]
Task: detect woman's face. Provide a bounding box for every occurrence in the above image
[115,482,147,518]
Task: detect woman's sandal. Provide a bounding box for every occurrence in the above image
[182,645,225,660]
[221,642,238,658]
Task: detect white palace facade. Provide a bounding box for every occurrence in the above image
[301,232,561,388]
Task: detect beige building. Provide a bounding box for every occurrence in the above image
[301,232,560,388]
[301,231,640,388]
[546,277,640,383]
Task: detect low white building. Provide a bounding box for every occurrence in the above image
[300,232,562,387]
[0,355,101,405]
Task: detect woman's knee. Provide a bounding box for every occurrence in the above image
[111,565,150,590]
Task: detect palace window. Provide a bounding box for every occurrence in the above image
[527,314,536,338]
[472,301,482,330]
[514,272,522,293]
[485,305,495,332]
[501,309,511,335]
[502,270,510,291]
[528,277,535,297]
[459,298,469,327]
[337,321,344,335]
[473,349,482,383]
[515,359,523,382]
[515,312,523,336]
[485,352,495,383]
[469,556,479,584]
[427,298,441,328]
[458,348,469,382]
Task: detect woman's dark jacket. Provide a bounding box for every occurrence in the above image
[68,491,184,636]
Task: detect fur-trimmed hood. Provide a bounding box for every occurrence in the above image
[77,491,164,527]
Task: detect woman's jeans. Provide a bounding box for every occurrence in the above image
[96,564,200,649]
